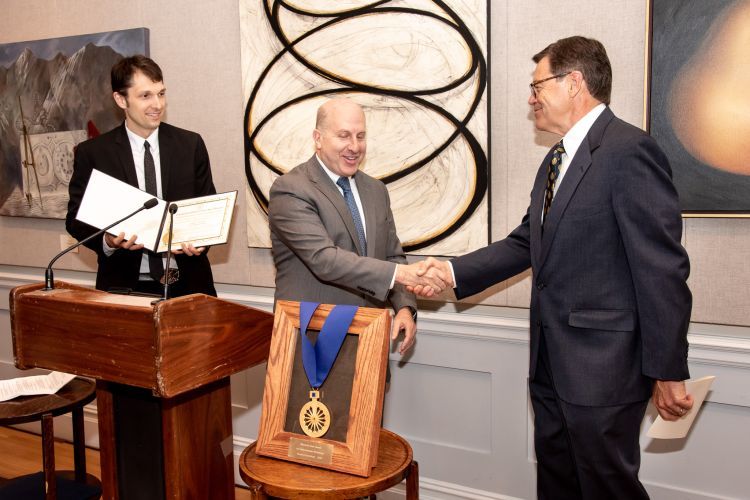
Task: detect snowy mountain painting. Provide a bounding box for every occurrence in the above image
[0,28,149,218]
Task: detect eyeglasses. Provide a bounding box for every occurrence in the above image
[529,72,571,98]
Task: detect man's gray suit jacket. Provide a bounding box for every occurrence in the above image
[269,155,415,313]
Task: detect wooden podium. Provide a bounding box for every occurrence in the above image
[9,281,274,500]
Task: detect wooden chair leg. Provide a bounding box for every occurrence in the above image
[41,413,56,500]
[248,481,268,499]
[405,460,419,500]
[72,405,87,482]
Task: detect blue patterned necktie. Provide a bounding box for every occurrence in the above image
[336,177,367,255]
[542,140,565,225]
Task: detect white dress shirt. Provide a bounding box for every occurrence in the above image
[553,103,606,196]
[103,126,164,275]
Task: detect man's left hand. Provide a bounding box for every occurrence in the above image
[391,307,417,355]
[652,380,694,421]
[171,243,205,256]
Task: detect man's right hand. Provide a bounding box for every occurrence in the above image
[395,262,449,297]
[105,232,144,251]
[409,257,454,297]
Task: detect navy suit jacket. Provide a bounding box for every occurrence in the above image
[66,122,217,296]
[452,107,691,406]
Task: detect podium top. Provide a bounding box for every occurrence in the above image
[10,281,273,398]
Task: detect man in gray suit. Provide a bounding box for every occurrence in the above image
[269,97,444,354]
[414,37,693,499]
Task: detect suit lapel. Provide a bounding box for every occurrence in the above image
[530,149,554,268]
[157,124,172,198]
[114,123,139,187]
[356,174,376,256]
[537,107,613,266]
[306,157,365,255]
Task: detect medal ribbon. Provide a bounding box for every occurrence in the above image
[299,302,358,389]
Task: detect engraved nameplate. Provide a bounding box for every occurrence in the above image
[288,437,334,464]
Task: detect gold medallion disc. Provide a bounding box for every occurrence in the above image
[299,390,331,438]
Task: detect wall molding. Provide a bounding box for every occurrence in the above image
[3,264,749,367]
[2,265,749,498]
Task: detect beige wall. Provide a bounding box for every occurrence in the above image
[1,0,747,326]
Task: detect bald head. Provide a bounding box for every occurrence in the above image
[313,98,367,177]
[315,98,365,132]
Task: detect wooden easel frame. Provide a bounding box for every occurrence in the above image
[255,300,391,477]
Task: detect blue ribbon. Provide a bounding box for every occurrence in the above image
[299,302,358,388]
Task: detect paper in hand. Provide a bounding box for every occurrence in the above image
[75,169,166,247]
[75,169,237,252]
[647,375,715,439]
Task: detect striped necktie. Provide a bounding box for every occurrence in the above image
[542,140,565,224]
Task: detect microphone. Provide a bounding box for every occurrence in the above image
[45,198,159,290]
[158,203,179,302]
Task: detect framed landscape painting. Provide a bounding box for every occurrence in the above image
[0,28,149,219]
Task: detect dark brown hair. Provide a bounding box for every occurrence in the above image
[533,36,612,105]
[111,55,163,95]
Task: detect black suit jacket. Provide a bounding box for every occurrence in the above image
[452,107,691,406]
[66,122,217,296]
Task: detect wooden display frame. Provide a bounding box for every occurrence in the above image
[255,300,391,477]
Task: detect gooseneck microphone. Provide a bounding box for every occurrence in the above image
[159,203,179,302]
[44,198,159,290]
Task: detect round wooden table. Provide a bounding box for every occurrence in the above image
[239,429,419,499]
[0,377,101,499]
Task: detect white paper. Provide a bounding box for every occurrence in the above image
[647,375,716,439]
[89,293,157,308]
[76,169,236,252]
[156,191,237,252]
[0,371,77,402]
[76,169,167,250]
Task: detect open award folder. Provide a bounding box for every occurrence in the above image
[75,169,236,252]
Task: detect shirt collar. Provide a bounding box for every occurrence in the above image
[125,124,160,154]
[315,154,355,185]
[561,103,606,160]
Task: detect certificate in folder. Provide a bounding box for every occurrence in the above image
[76,169,236,252]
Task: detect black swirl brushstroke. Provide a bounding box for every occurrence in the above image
[244,0,488,251]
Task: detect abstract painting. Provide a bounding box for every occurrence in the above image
[240,1,489,254]
[0,28,149,219]
[647,0,750,215]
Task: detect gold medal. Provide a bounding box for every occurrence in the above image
[299,389,330,438]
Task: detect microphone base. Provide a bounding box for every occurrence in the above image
[44,269,55,291]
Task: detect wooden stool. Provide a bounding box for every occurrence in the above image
[0,377,101,499]
[239,429,418,499]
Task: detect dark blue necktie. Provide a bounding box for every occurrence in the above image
[336,177,367,255]
[144,141,164,281]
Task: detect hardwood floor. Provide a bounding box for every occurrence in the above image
[0,426,252,498]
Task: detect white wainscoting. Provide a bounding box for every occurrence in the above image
[1,265,749,499]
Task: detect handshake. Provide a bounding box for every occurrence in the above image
[395,257,454,297]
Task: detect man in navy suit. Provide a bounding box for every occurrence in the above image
[414,37,693,499]
[66,55,216,297]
